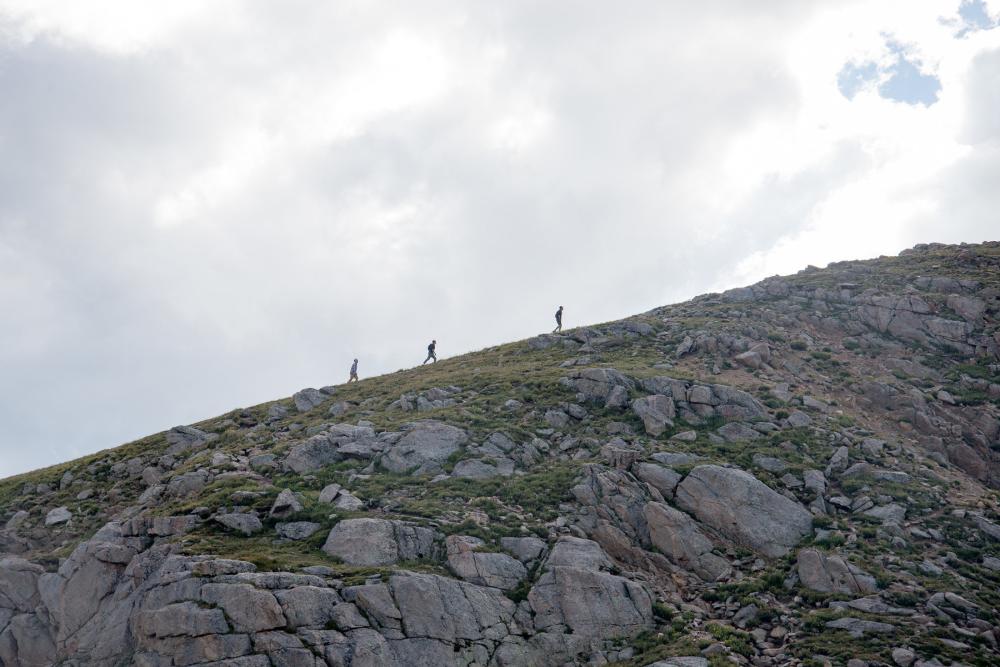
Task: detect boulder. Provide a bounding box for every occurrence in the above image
[381,421,468,475]
[293,388,326,413]
[200,583,286,632]
[445,536,527,590]
[733,342,771,370]
[529,566,653,639]
[318,483,342,505]
[269,489,303,519]
[0,612,56,666]
[387,571,518,643]
[863,503,906,525]
[333,492,365,511]
[544,410,570,429]
[166,470,209,497]
[716,422,760,442]
[545,536,612,571]
[648,659,709,667]
[275,522,322,541]
[825,617,896,637]
[45,507,72,526]
[631,395,676,436]
[651,452,705,467]
[321,518,441,566]
[796,549,878,594]
[0,557,44,612]
[274,586,342,629]
[500,537,547,564]
[134,601,229,637]
[165,425,217,455]
[214,513,263,536]
[675,465,812,557]
[752,455,787,473]
[4,511,28,531]
[803,469,826,495]
[285,434,341,474]
[786,410,812,428]
[564,368,635,407]
[633,462,682,499]
[452,458,515,479]
[643,502,731,581]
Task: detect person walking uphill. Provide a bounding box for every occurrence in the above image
[553,306,564,333]
[348,358,359,382]
[423,340,437,365]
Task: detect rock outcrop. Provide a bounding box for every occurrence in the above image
[675,465,813,558]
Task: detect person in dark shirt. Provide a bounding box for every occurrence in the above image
[348,359,359,382]
[423,340,437,364]
[553,306,564,333]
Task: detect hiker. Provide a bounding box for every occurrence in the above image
[423,340,437,364]
[553,306,564,333]
[348,358,359,382]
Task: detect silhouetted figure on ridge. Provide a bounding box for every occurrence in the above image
[423,340,437,365]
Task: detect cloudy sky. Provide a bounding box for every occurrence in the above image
[1,1,998,477]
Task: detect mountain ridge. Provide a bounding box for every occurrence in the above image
[1,240,998,667]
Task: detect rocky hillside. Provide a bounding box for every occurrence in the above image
[2,241,999,667]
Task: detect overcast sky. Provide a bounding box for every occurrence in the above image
[1,1,999,478]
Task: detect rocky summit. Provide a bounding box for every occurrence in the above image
[2,241,1000,667]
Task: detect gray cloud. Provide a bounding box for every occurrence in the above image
[0,1,995,476]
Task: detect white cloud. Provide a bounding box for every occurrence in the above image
[0,1,998,477]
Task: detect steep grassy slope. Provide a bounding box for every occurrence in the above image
[1,241,999,667]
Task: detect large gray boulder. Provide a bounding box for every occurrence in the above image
[200,583,286,633]
[275,521,321,541]
[273,586,342,629]
[638,377,768,422]
[452,457,515,479]
[500,537,547,564]
[322,518,441,566]
[214,513,263,536]
[165,470,209,497]
[0,557,44,612]
[563,368,635,407]
[44,507,72,526]
[643,502,731,581]
[675,465,812,557]
[165,425,217,455]
[0,612,56,667]
[285,434,341,474]
[445,536,527,590]
[133,601,230,637]
[545,536,612,571]
[631,395,676,436]
[381,421,468,475]
[796,548,878,595]
[387,571,518,643]
[633,462,682,499]
[528,566,653,639]
[292,387,326,412]
[269,489,303,519]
